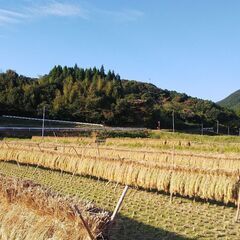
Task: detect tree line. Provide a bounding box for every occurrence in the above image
[0,65,239,129]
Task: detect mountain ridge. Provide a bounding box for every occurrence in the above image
[218,90,240,115]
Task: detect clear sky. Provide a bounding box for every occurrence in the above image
[0,0,240,102]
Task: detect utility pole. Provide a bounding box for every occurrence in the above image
[216,120,219,134]
[172,110,175,133]
[201,123,204,135]
[42,106,45,139]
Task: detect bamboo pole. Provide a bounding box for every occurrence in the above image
[170,192,173,203]
[30,144,43,175]
[114,182,119,192]
[73,205,95,240]
[16,160,21,169]
[5,141,21,169]
[4,141,9,148]
[37,143,43,152]
[72,146,81,159]
[69,146,86,182]
[111,185,129,222]
[32,163,40,175]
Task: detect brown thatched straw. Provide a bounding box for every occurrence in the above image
[0,174,110,240]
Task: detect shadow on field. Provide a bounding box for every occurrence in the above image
[108,214,191,240]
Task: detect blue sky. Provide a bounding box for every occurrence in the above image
[0,0,240,102]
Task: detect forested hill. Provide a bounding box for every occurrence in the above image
[218,90,240,116]
[0,65,239,129]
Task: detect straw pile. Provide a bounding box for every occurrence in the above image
[0,174,110,240]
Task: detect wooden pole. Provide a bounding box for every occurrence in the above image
[5,141,21,169]
[216,120,219,134]
[16,160,21,169]
[235,188,240,222]
[114,182,119,192]
[69,146,85,182]
[73,205,95,240]
[111,185,129,222]
[172,110,175,133]
[41,106,45,139]
[171,145,175,166]
[4,141,9,149]
[72,146,81,159]
[33,144,43,173]
[32,163,40,175]
[37,143,43,152]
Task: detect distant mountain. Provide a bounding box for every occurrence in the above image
[0,66,239,129]
[218,90,240,115]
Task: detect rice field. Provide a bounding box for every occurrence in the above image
[31,132,240,153]
[1,140,240,204]
[1,133,240,239]
[0,161,240,240]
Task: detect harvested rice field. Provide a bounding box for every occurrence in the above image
[0,161,240,240]
[1,133,240,239]
[1,140,240,204]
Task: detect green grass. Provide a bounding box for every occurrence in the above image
[4,131,240,154]
[105,139,240,153]
[0,161,240,240]
[149,130,240,143]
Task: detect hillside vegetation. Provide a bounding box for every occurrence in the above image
[218,90,240,116]
[0,65,239,129]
